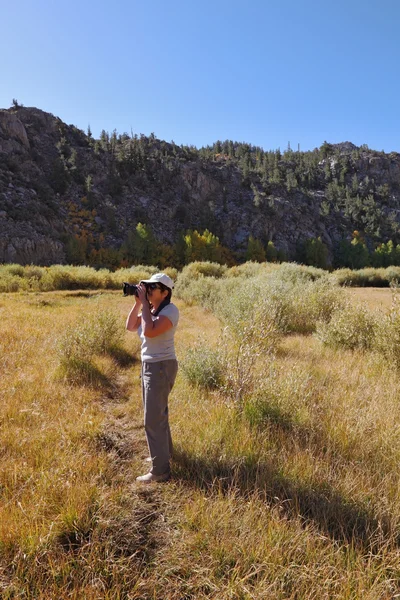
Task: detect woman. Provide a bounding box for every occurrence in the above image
[126,273,179,483]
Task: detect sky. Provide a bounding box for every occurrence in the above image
[1,0,399,152]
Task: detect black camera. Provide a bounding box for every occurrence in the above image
[123,282,140,297]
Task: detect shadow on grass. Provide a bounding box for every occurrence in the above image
[59,359,114,390]
[243,397,375,468]
[173,447,398,552]
[109,345,138,368]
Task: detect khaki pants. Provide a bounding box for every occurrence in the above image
[141,359,178,476]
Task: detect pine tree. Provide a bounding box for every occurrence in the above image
[245,236,265,262]
[122,223,157,265]
[266,241,278,262]
[302,237,329,269]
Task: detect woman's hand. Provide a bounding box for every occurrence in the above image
[136,282,148,306]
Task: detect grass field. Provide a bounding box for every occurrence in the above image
[1,286,400,599]
[346,287,394,311]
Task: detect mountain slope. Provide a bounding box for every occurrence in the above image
[1,105,400,266]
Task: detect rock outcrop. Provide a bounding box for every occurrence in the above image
[0,111,30,154]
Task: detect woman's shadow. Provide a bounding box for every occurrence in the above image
[172,429,398,553]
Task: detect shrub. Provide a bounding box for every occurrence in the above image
[57,309,123,382]
[89,309,123,354]
[0,263,176,293]
[24,265,44,281]
[40,265,105,291]
[267,262,326,284]
[330,268,359,287]
[180,342,224,389]
[243,276,344,335]
[331,266,400,288]
[110,265,159,290]
[176,262,344,335]
[374,293,400,368]
[174,263,223,307]
[221,324,279,407]
[316,302,378,350]
[214,278,285,339]
[3,264,25,277]
[177,276,221,309]
[214,285,282,406]
[224,261,275,279]
[0,271,27,292]
[358,268,388,287]
[175,261,226,291]
[163,267,178,281]
[283,278,344,333]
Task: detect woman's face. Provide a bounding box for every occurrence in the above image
[146,283,168,304]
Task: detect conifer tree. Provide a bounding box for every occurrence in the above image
[266,241,278,262]
[245,236,266,262]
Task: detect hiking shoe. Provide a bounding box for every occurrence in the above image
[136,472,171,484]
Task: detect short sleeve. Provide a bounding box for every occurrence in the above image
[159,303,179,327]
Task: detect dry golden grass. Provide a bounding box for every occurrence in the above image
[346,287,394,311]
[1,287,400,599]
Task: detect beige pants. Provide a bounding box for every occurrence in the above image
[141,359,178,476]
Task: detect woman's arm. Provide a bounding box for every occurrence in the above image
[140,296,173,338]
[126,298,142,332]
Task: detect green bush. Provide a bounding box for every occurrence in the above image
[245,276,344,335]
[214,286,282,406]
[57,309,123,382]
[224,261,276,279]
[174,262,344,335]
[267,262,326,284]
[40,265,106,291]
[174,261,226,299]
[316,302,378,350]
[283,278,344,333]
[109,265,158,290]
[373,293,400,368]
[163,266,178,281]
[180,342,224,389]
[3,264,25,277]
[214,278,285,339]
[0,271,28,292]
[0,263,175,293]
[330,268,359,287]
[331,266,400,287]
[24,265,44,281]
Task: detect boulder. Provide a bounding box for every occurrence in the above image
[0,111,30,150]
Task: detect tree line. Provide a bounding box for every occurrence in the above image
[65,223,400,271]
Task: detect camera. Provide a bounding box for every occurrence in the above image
[123,282,140,297]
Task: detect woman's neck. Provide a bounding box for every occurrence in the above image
[150,301,161,312]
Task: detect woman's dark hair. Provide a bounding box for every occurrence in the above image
[153,284,172,316]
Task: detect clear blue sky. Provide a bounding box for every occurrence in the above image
[1,0,399,152]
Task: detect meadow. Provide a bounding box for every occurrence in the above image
[1,262,400,599]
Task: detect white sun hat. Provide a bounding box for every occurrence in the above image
[140,273,174,289]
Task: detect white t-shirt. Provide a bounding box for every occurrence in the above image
[138,303,179,363]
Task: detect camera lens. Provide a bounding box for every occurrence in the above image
[123,283,139,296]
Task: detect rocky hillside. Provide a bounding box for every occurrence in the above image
[1,105,400,266]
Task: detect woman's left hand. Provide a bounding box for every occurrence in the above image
[136,283,148,305]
